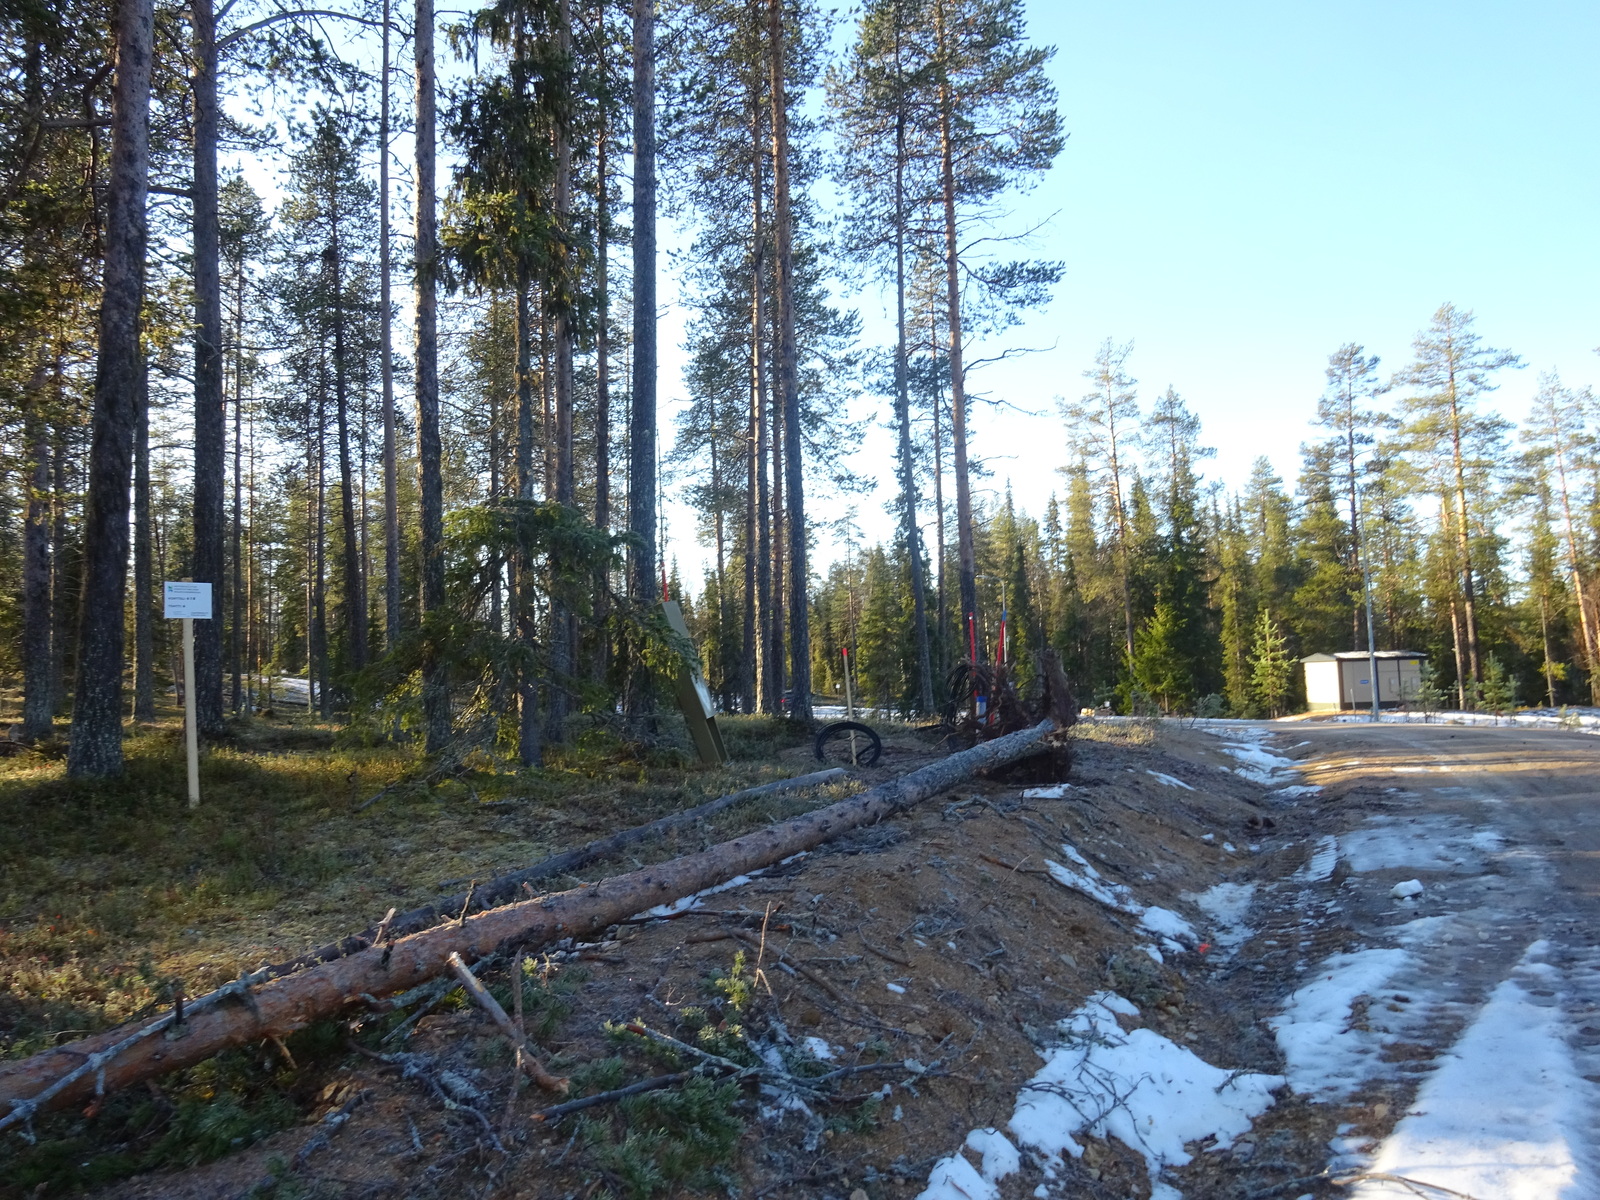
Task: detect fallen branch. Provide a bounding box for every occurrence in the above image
[349,1044,504,1154]
[0,721,1056,1128]
[1330,1172,1481,1199]
[530,1071,694,1123]
[445,952,567,1094]
[858,931,912,967]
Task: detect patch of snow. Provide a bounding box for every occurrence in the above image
[644,872,757,917]
[1140,906,1198,948]
[802,1036,835,1061]
[1223,842,1237,853]
[1269,948,1411,1097]
[1007,992,1283,1188]
[1186,882,1257,955]
[965,1128,1021,1183]
[1390,879,1424,899]
[1060,844,1096,870]
[1296,835,1340,882]
[1339,815,1502,873]
[1046,857,1138,913]
[1350,949,1600,1199]
[886,982,907,995]
[1023,784,1073,798]
[916,1150,999,1200]
[1268,784,1323,800]
[1147,770,1195,790]
[1212,734,1299,784]
[1139,943,1165,963]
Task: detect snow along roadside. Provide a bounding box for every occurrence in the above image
[915,991,1283,1200]
[1348,941,1600,1199]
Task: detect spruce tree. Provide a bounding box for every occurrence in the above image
[1249,609,1293,718]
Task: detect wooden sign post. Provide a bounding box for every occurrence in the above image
[163,580,212,807]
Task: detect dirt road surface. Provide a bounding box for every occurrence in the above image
[1259,721,1600,1199]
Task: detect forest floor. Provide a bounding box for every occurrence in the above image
[3,709,1598,1199]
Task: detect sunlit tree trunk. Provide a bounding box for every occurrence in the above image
[67,0,152,777]
[415,0,449,751]
[191,0,226,735]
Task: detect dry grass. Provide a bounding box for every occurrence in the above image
[0,710,818,1064]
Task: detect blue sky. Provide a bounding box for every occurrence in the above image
[657,0,1600,578]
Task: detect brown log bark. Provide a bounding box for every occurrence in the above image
[256,767,849,981]
[0,723,1056,1124]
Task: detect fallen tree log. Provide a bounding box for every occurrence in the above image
[0,721,1057,1132]
[257,767,849,984]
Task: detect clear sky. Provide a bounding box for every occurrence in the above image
[660,0,1600,583]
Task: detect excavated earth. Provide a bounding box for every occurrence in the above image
[63,721,1351,1199]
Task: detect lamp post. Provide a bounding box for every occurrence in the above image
[1359,502,1381,722]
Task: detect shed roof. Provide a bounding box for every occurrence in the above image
[1300,650,1427,663]
[1330,650,1427,660]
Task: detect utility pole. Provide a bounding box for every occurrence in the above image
[1360,508,1381,722]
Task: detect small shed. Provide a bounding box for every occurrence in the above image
[1302,651,1427,713]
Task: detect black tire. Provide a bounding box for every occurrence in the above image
[814,720,882,767]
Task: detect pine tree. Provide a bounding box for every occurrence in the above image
[829,0,938,712]
[1395,302,1520,696]
[1064,339,1139,673]
[1522,372,1597,701]
[926,0,1061,659]
[1315,343,1391,649]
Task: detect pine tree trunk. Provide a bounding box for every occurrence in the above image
[50,414,71,718]
[415,0,449,751]
[627,0,656,608]
[1553,445,1598,703]
[929,311,948,682]
[331,219,367,677]
[379,0,401,651]
[67,0,152,777]
[751,97,773,714]
[191,0,226,736]
[132,365,155,722]
[546,0,575,745]
[488,363,502,635]
[515,272,541,767]
[313,368,329,718]
[593,121,612,683]
[934,0,978,661]
[892,77,933,715]
[1540,591,1557,707]
[21,364,53,740]
[230,268,244,711]
[1447,588,1466,710]
[768,320,785,706]
[1446,370,1481,690]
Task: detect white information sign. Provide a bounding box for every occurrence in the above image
[164,581,213,620]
